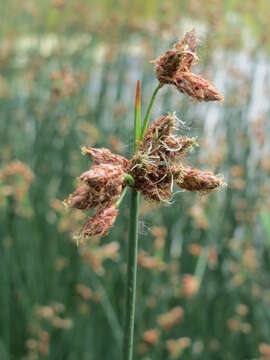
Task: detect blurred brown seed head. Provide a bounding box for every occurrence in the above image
[51,317,73,330]
[157,306,183,330]
[166,337,191,358]
[76,284,93,301]
[182,274,200,299]
[259,343,270,358]
[142,329,160,345]
[138,250,166,271]
[82,241,119,274]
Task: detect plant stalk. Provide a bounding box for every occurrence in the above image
[123,80,141,360]
[123,189,140,360]
[141,83,162,140]
[123,79,161,360]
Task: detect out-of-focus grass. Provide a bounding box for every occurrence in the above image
[0,1,270,359]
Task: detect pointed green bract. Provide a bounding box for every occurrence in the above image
[141,83,162,140]
[134,80,141,151]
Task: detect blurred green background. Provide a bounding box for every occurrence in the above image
[1,0,270,359]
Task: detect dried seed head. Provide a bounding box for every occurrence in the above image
[174,27,197,72]
[153,28,197,85]
[176,166,226,192]
[65,183,92,210]
[66,164,125,210]
[128,152,173,203]
[141,114,176,150]
[80,163,124,185]
[81,146,129,169]
[154,50,183,86]
[79,205,118,243]
[141,182,173,203]
[153,28,223,102]
[174,72,223,102]
[128,113,198,203]
[160,135,198,159]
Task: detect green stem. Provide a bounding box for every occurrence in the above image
[194,247,208,286]
[123,81,141,360]
[123,189,140,360]
[141,83,162,140]
[116,186,129,207]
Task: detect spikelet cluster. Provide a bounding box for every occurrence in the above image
[65,147,128,243]
[128,113,225,203]
[65,28,225,243]
[153,28,223,102]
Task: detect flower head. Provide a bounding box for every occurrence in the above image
[128,111,225,202]
[64,147,128,242]
[153,28,223,102]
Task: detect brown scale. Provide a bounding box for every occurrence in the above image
[174,72,224,102]
[154,28,197,85]
[80,205,118,241]
[81,146,129,169]
[176,166,225,192]
[67,163,125,210]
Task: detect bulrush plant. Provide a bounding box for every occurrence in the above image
[64,28,225,360]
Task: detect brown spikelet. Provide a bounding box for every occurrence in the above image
[65,183,92,210]
[128,113,200,203]
[81,146,129,169]
[141,114,176,150]
[154,50,183,86]
[80,163,124,186]
[66,164,125,210]
[175,27,197,72]
[174,71,223,102]
[153,28,223,102]
[79,205,118,242]
[176,166,225,192]
[153,28,197,85]
[160,135,198,159]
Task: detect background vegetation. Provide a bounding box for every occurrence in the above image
[1,0,270,359]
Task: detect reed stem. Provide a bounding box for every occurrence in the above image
[123,189,140,360]
[123,80,141,360]
[141,83,162,140]
[123,80,160,360]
